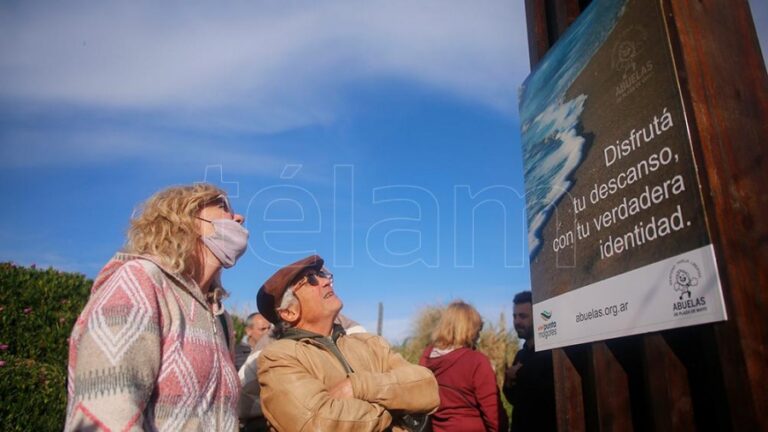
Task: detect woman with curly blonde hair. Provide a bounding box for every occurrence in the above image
[65,183,249,431]
[420,301,508,431]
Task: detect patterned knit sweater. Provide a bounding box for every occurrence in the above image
[64,253,240,431]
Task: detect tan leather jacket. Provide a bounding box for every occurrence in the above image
[258,327,439,431]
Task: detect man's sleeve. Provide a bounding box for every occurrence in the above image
[347,336,440,414]
[502,351,523,404]
[258,343,393,432]
[64,262,162,432]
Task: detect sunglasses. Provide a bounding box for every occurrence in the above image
[197,195,234,223]
[208,195,233,215]
[294,269,334,290]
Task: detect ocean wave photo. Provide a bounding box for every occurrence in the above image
[520,0,626,258]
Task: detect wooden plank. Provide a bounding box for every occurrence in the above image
[642,333,695,431]
[553,347,586,431]
[577,0,592,11]
[668,325,731,431]
[591,342,633,431]
[551,0,581,37]
[525,0,551,68]
[603,337,650,431]
[661,0,768,429]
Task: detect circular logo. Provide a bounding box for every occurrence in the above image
[611,26,648,79]
[668,259,701,300]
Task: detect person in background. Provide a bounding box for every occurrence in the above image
[256,254,439,431]
[420,300,508,432]
[503,291,556,432]
[235,312,271,371]
[245,313,271,349]
[236,312,271,432]
[64,183,248,431]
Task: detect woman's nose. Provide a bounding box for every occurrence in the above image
[233,213,245,224]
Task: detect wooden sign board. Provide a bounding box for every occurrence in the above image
[520,0,727,350]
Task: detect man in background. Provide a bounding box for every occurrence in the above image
[235,312,271,371]
[503,291,556,432]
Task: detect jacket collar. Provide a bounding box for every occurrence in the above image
[112,252,213,310]
[281,323,347,343]
[281,323,353,373]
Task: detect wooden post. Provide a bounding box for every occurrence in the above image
[377,302,383,337]
[524,0,586,67]
[524,0,768,430]
[553,347,587,431]
[591,342,633,431]
[661,1,768,427]
[641,333,695,431]
[524,0,551,67]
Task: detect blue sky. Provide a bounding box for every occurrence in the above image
[1,1,766,342]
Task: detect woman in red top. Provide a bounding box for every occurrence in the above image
[420,301,508,431]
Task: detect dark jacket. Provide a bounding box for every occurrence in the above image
[502,344,556,432]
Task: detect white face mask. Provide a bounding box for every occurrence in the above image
[200,218,249,268]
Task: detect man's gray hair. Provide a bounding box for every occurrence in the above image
[245,312,262,327]
[274,287,300,333]
[279,287,299,310]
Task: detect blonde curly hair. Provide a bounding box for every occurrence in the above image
[125,183,227,278]
[431,300,483,350]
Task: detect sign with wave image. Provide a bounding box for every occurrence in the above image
[520,0,727,350]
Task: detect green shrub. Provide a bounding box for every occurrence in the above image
[0,262,91,365]
[231,313,246,343]
[0,262,92,431]
[0,355,68,432]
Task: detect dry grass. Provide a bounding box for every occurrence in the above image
[394,303,519,387]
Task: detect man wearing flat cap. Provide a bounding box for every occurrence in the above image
[256,255,440,431]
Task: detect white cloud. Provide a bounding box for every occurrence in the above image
[0,124,287,174]
[0,1,529,133]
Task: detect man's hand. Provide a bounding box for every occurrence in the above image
[328,378,354,399]
[504,363,523,386]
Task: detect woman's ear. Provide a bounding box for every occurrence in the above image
[278,301,301,324]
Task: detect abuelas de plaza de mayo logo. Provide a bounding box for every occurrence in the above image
[612,25,654,102]
[669,259,708,317]
[537,311,557,340]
